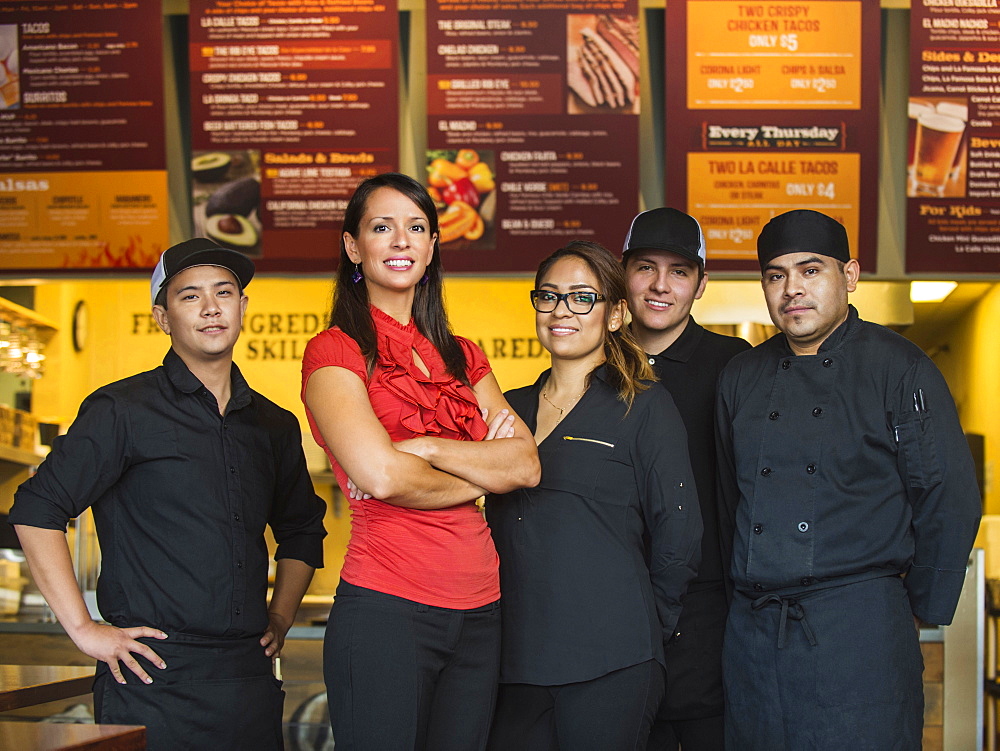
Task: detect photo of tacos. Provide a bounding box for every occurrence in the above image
[567,14,640,115]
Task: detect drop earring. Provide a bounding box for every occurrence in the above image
[352,263,363,284]
[420,271,430,285]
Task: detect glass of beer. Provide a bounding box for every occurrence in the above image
[907,99,935,174]
[910,112,965,197]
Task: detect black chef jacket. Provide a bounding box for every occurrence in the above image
[487,366,702,685]
[10,349,327,638]
[645,317,750,591]
[716,306,980,624]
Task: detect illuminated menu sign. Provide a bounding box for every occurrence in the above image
[0,2,167,271]
[665,0,879,272]
[906,0,1000,273]
[426,0,639,272]
[189,0,399,273]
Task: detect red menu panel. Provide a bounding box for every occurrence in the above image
[426,0,639,272]
[189,0,399,272]
[906,0,1000,273]
[0,2,167,271]
[666,0,879,272]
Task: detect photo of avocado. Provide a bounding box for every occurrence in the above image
[191,150,262,257]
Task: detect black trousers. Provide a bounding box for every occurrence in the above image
[325,580,501,751]
[487,659,665,751]
[646,587,726,751]
[724,575,924,750]
[93,633,284,751]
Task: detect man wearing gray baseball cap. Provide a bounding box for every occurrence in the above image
[11,238,326,750]
[622,207,749,751]
[715,210,980,749]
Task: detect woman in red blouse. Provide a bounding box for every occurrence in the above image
[302,172,539,750]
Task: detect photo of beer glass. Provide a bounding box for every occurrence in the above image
[907,99,934,175]
[936,100,968,197]
[910,111,965,197]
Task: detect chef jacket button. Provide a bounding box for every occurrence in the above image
[812,407,823,417]
[230,466,237,474]
[801,576,814,586]
[648,357,656,365]
[235,608,241,615]
[782,360,791,370]
[798,521,810,532]
[233,513,240,521]
[753,583,764,592]
[761,467,772,476]
[237,561,243,569]
[769,411,779,420]
[822,358,833,367]
[753,523,763,534]
[806,463,816,474]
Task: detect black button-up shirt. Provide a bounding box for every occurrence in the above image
[717,306,981,625]
[487,367,702,685]
[10,350,326,638]
[645,317,750,591]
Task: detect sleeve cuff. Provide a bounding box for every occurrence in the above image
[905,564,968,625]
[274,534,325,570]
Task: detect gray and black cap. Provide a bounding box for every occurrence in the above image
[622,207,707,267]
[151,238,255,305]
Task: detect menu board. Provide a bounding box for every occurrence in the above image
[189,0,399,273]
[665,0,879,272]
[426,0,639,272]
[906,0,1000,273]
[0,2,167,271]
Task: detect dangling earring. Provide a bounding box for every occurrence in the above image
[420,271,430,285]
[352,263,362,284]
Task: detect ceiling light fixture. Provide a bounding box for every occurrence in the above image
[910,281,957,303]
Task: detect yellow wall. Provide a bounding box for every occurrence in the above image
[928,284,1000,516]
[33,276,546,428]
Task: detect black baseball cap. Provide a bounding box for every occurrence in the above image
[622,207,707,266]
[757,210,850,271]
[151,238,255,305]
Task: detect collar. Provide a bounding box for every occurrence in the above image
[163,348,252,410]
[370,304,418,347]
[776,304,860,356]
[646,316,704,363]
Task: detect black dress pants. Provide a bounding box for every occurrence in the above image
[487,659,665,751]
[325,580,501,751]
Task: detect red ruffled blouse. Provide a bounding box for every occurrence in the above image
[302,305,499,608]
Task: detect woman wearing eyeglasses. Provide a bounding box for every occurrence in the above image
[301,172,540,750]
[485,241,702,751]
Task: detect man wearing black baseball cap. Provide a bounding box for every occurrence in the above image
[11,238,326,750]
[622,207,749,751]
[715,209,980,749]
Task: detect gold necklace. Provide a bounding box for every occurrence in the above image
[541,387,585,423]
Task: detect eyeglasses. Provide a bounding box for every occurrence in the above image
[529,289,606,314]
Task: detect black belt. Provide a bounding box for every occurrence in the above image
[751,594,818,648]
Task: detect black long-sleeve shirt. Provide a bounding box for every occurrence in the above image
[645,318,750,592]
[716,306,981,624]
[487,366,702,685]
[10,350,326,638]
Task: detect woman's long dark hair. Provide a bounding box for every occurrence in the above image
[329,172,469,385]
[535,240,654,409]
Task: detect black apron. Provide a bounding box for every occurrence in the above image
[723,575,924,750]
[94,632,284,751]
